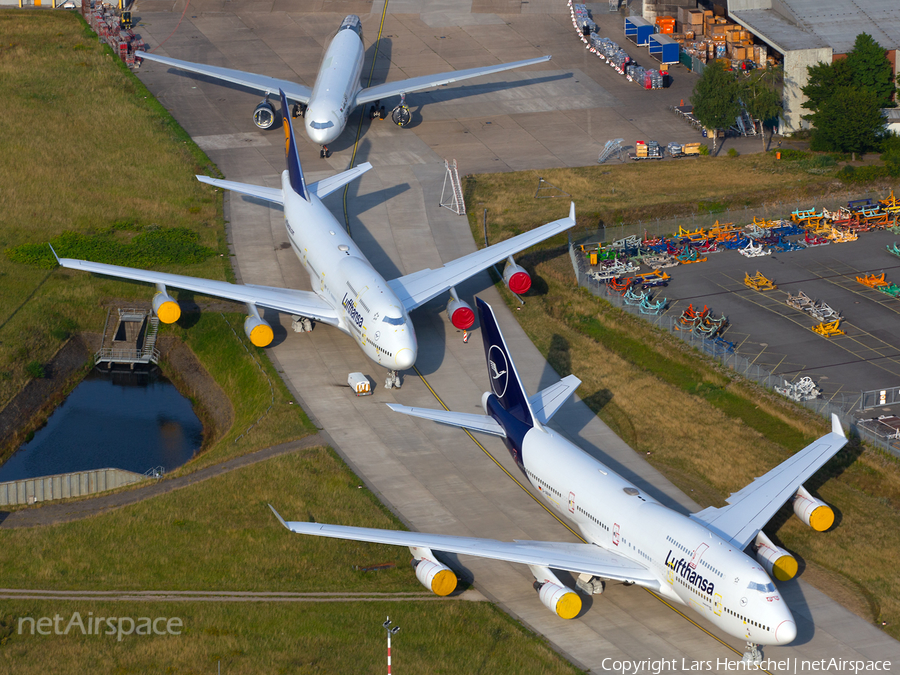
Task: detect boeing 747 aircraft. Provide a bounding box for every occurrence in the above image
[54,93,575,388]
[139,15,551,157]
[271,298,849,654]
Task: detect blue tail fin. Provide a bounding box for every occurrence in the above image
[476,297,537,429]
[279,89,309,201]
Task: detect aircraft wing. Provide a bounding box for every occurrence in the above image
[386,403,506,437]
[55,257,340,326]
[139,52,313,104]
[196,163,373,203]
[270,506,659,588]
[355,55,552,106]
[530,375,581,425]
[690,414,848,549]
[387,202,576,311]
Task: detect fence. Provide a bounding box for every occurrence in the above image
[567,237,900,458]
[0,467,146,506]
[578,190,889,247]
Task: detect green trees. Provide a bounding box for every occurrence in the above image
[690,61,783,153]
[801,33,895,154]
[690,61,742,153]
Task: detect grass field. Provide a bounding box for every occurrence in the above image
[465,169,900,639]
[0,10,316,468]
[0,600,582,675]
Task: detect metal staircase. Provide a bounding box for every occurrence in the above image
[95,308,160,367]
[440,159,466,215]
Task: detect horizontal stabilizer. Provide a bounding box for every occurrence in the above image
[197,176,283,205]
[529,374,581,425]
[386,403,505,437]
[308,162,373,199]
[269,507,659,588]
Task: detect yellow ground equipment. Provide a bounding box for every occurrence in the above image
[811,320,844,338]
[744,271,776,291]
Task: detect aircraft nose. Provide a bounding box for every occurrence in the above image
[394,347,416,370]
[775,619,797,644]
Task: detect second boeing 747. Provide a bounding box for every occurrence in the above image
[271,298,849,654]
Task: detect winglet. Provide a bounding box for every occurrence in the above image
[832,413,845,438]
[279,89,309,202]
[569,201,575,223]
[48,244,60,265]
[268,504,290,530]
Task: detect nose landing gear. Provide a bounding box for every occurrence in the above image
[384,370,402,390]
[320,146,331,159]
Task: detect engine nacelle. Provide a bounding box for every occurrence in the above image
[244,314,274,347]
[253,100,276,129]
[503,258,532,295]
[152,291,181,324]
[535,581,582,619]
[391,104,411,127]
[793,485,834,532]
[448,296,475,330]
[755,531,797,582]
[412,558,457,597]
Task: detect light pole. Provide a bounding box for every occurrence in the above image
[382,616,400,675]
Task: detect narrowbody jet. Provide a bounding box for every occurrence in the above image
[54,93,575,388]
[271,298,848,650]
[139,14,551,157]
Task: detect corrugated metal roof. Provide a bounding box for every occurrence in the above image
[732,0,900,55]
[731,9,829,52]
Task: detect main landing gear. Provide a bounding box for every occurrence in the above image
[368,96,411,128]
[291,315,314,333]
[292,103,306,119]
[384,370,402,390]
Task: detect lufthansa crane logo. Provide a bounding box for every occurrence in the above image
[488,345,508,398]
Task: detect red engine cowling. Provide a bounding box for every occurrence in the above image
[503,259,531,294]
[448,296,475,330]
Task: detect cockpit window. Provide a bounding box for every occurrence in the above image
[748,581,776,593]
[310,120,335,130]
[382,315,405,326]
[339,15,362,38]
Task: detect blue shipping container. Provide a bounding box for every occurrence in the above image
[624,16,654,46]
[649,34,679,64]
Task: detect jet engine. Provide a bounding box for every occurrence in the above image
[391,104,411,127]
[530,564,581,619]
[447,287,474,330]
[152,288,181,324]
[253,100,276,129]
[535,581,582,619]
[503,257,532,294]
[244,304,274,347]
[754,531,797,582]
[411,558,457,597]
[793,485,834,532]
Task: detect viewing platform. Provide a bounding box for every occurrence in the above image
[95,308,160,368]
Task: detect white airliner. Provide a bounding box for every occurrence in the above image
[271,297,849,649]
[139,14,551,157]
[54,92,575,388]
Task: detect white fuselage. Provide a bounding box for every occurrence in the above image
[304,26,365,146]
[516,425,797,646]
[281,172,416,370]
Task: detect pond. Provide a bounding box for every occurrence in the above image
[0,368,203,482]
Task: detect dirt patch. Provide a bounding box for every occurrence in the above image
[0,334,96,464]
[0,333,232,467]
[155,335,234,451]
